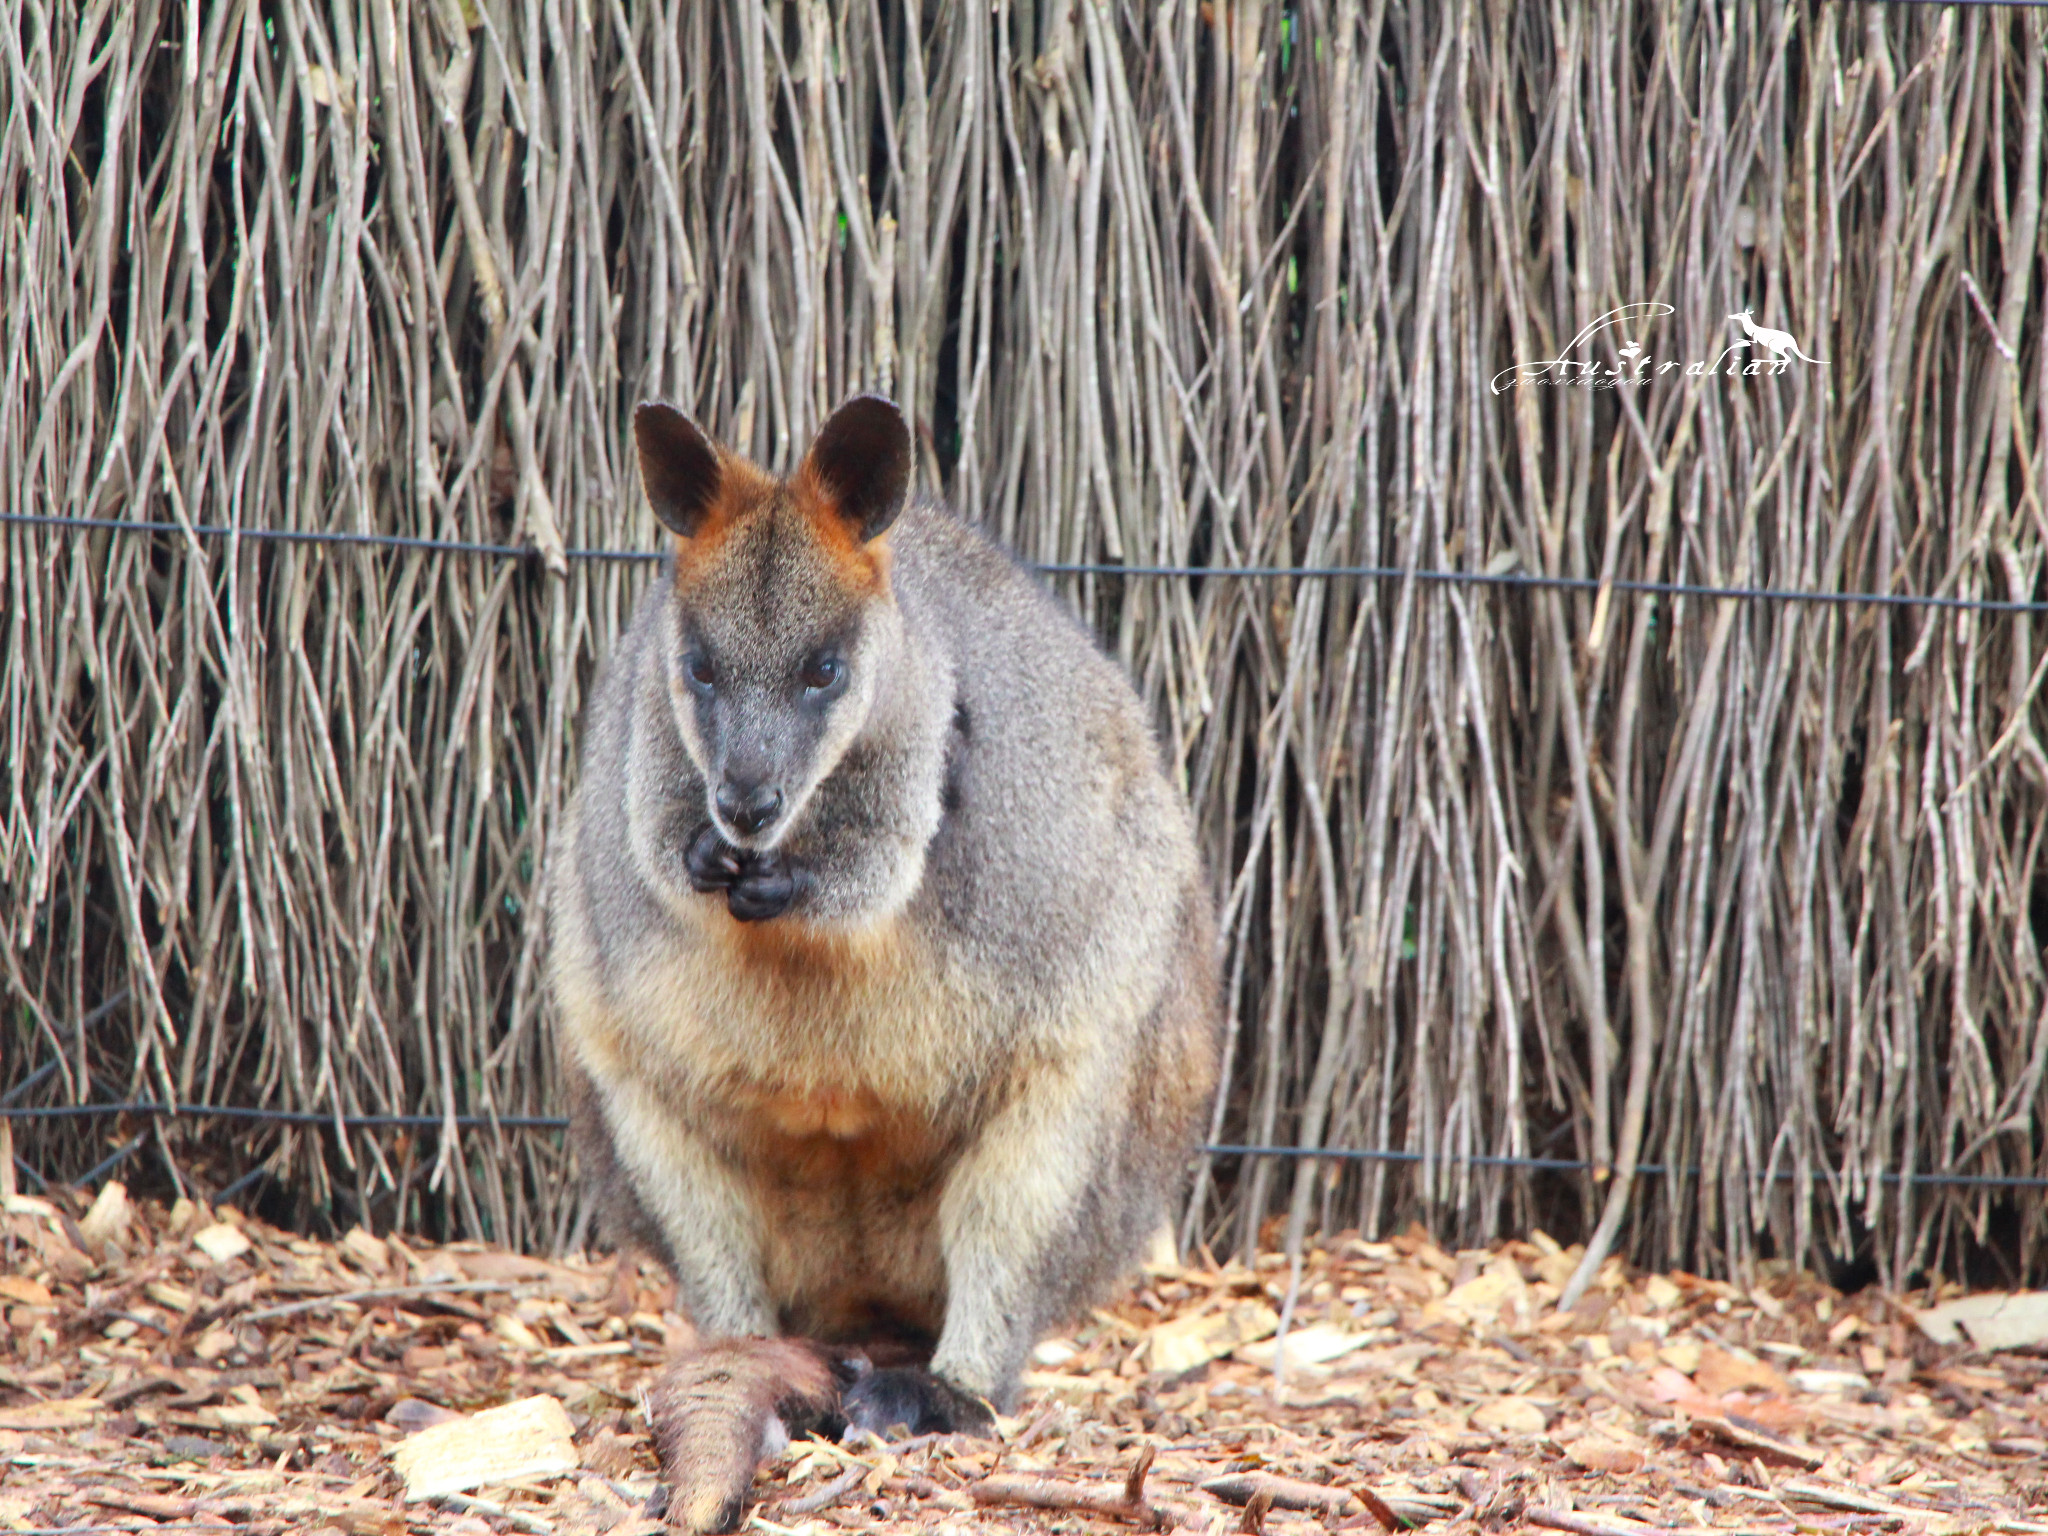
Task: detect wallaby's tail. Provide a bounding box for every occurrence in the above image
[647,1339,844,1533]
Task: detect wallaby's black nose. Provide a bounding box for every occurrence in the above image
[717,782,783,836]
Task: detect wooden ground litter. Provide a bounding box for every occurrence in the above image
[3,1188,2043,1535]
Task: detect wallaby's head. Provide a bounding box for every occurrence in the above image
[1729,309,1754,324]
[633,395,913,851]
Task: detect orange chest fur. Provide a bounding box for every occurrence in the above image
[733,1081,888,1140]
[720,1077,958,1192]
[602,905,975,1134]
[703,919,963,1182]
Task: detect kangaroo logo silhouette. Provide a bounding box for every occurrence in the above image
[1491,303,1826,392]
[1729,309,1827,366]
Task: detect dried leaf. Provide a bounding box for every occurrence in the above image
[1565,1436,1645,1474]
[206,1398,280,1429]
[78,1180,133,1257]
[340,1229,390,1274]
[1234,1324,1372,1370]
[1692,1345,1787,1398]
[1471,1396,1548,1435]
[1913,1292,2048,1351]
[1641,1276,1683,1311]
[0,1277,52,1306]
[1644,1365,1702,1403]
[388,1394,579,1501]
[1655,1338,1702,1374]
[192,1223,253,1265]
[1435,1259,1534,1332]
[1143,1301,1278,1375]
[0,1397,103,1430]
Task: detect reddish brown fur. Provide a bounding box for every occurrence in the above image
[732,1094,950,1188]
[647,1338,840,1534]
[667,455,778,581]
[721,907,887,977]
[790,461,892,593]
[669,456,892,597]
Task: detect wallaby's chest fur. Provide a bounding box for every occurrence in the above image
[551,397,1220,1450]
[575,903,964,1109]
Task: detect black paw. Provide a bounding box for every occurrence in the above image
[726,851,798,922]
[841,1367,995,1439]
[684,822,802,921]
[685,822,747,893]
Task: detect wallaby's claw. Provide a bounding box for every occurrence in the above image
[841,1366,996,1439]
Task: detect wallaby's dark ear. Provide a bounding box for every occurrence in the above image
[635,402,722,539]
[799,395,911,543]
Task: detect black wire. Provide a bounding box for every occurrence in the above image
[1204,1143,2048,1190]
[6,511,2046,615]
[74,1133,146,1189]
[0,1101,571,1130]
[1208,1143,1604,1173]
[1,989,132,1109]
[0,510,650,563]
[7,1101,2042,1190]
[1040,563,2048,615]
[215,1162,272,1206]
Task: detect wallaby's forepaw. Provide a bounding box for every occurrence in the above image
[841,1366,996,1439]
[685,823,747,894]
[684,823,801,922]
[648,1338,841,1533]
[726,852,798,921]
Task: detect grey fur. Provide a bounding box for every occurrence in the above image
[550,398,1220,1411]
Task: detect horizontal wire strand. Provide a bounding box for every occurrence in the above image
[4,1101,2041,1189]
[5,510,2047,613]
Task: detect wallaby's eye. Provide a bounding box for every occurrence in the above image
[685,653,716,693]
[800,654,844,695]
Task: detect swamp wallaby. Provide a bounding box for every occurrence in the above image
[549,396,1220,1531]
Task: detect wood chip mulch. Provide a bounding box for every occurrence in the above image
[3,1184,2044,1535]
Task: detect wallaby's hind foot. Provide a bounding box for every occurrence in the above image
[841,1366,996,1439]
[647,1339,843,1533]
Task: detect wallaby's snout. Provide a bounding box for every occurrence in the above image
[716,777,784,837]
